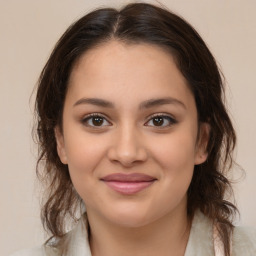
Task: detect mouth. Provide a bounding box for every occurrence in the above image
[100,173,157,195]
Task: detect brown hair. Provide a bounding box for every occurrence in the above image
[35,2,237,255]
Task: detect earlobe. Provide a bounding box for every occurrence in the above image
[194,152,208,165]
[54,126,68,164]
[194,123,210,165]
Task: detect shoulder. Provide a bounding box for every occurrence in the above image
[9,245,61,256]
[232,225,256,255]
[10,214,91,256]
[44,213,91,255]
[9,246,45,256]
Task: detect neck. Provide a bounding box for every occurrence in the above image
[87,206,191,256]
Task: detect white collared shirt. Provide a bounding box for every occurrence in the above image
[10,211,256,256]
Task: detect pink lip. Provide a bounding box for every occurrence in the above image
[100,173,157,195]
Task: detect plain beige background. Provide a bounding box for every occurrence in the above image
[1,0,255,255]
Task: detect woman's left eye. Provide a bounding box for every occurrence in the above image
[81,114,111,128]
[145,115,176,128]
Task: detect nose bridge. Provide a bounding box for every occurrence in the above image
[108,121,147,166]
[118,122,138,152]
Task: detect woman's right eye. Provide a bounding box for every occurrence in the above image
[81,114,111,128]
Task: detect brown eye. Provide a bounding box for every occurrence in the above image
[152,116,164,126]
[91,116,104,126]
[82,114,111,127]
[146,115,176,128]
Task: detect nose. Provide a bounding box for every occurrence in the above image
[107,125,148,167]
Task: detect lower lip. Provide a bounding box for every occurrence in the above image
[103,181,155,195]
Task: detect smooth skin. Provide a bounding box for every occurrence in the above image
[55,41,209,256]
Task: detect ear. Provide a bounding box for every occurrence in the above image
[54,126,68,164]
[194,122,210,165]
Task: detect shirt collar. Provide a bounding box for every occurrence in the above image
[47,210,214,256]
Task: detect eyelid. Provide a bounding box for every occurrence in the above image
[81,113,112,128]
[81,112,177,129]
[145,113,177,128]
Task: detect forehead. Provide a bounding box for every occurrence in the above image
[67,40,195,110]
[71,41,180,80]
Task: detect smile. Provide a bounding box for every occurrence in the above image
[100,173,157,195]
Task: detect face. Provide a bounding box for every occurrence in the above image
[55,41,208,228]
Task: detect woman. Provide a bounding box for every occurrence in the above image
[11,2,256,256]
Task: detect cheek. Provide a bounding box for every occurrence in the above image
[151,129,197,172]
[150,129,196,195]
[66,141,101,171]
[151,131,197,204]
[63,131,108,192]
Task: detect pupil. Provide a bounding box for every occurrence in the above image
[93,117,103,126]
[153,117,163,126]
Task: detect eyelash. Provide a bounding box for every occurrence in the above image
[81,113,177,129]
[81,113,111,128]
[146,113,177,128]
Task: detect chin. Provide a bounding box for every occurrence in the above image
[105,206,159,228]
[112,215,151,228]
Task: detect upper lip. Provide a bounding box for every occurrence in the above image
[100,173,157,182]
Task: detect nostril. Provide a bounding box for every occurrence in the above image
[107,146,148,166]
[106,131,148,165]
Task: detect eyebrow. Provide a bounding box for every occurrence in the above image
[139,97,186,110]
[73,97,186,110]
[74,97,114,108]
